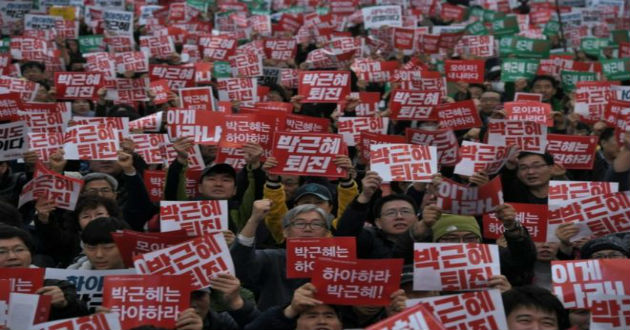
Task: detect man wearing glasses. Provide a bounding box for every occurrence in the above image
[501,151,562,204]
[231,200,333,311]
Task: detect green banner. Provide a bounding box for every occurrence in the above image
[0,38,9,53]
[483,9,506,22]
[212,61,233,78]
[490,15,519,37]
[466,21,488,35]
[601,58,630,81]
[610,30,630,44]
[512,37,551,59]
[498,36,516,57]
[187,0,210,12]
[501,58,540,82]
[580,38,610,57]
[469,7,485,19]
[560,70,597,92]
[79,35,104,53]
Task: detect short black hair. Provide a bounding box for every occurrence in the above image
[74,195,122,229]
[517,151,555,166]
[531,75,558,89]
[599,127,616,144]
[373,194,418,218]
[81,217,130,245]
[20,61,45,73]
[0,224,34,253]
[0,200,22,227]
[503,286,570,330]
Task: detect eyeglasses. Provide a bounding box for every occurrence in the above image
[381,208,415,218]
[0,246,29,258]
[84,187,114,195]
[517,163,549,172]
[288,221,327,230]
[439,235,480,243]
[590,252,626,259]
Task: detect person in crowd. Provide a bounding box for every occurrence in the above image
[0,224,89,320]
[503,285,570,330]
[67,217,129,270]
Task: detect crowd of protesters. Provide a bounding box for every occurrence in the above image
[1,0,630,330]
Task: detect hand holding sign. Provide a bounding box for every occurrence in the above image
[283,283,323,319]
[242,142,264,168]
[494,204,517,230]
[358,171,382,203]
[35,286,67,308]
[209,273,244,310]
[173,137,193,165]
[175,308,203,330]
[385,289,407,317]
[117,150,135,175]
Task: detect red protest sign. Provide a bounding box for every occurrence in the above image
[144,169,201,202]
[298,71,351,103]
[389,90,440,120]
[0,94,21,121]
[54,72,104,100]
[285,114,330,133]
[28,132,64,163]
[487,119,548,154]
[547,191,630,241]
[194,62,212,84]
[548,180,619,211]
[199,35,237,61]
[72,116,129,134]
[455,35,496,58]
[269,131,347,178]
[214,147,246,170]
[217,77,258,103]
[18,163,83,211]
[589,294,630,330]
[350,59,399,83]
[263,39,297,61]
[114,51,149,73]
[552,259,630,309]
[229,52,263,77]
[0,268,44,293]
[19,102,70,134]
[133,233,234,290]
[149,80,171,105]
[441,3,467,21]
[0,76,38,102]
[129,134,167,165]
[454,141,513,177]
[413,243,500,291]
[436,176,504,215]
[405,127,459,166]
[337,117,389,147]
[286,237,357,279]
[504,101,553,126]
[160,142,206,171]
[140,35,175,58]
[33,313,121,330]
[254,101,293,113]
[166,110,225,145]
[483,203,548,242]
[514,92,543,102]
[435,100,482,130]
[366,303,446,330]
[444,60,485,83]
[112,230,190,268]
[102,274,192,329]
[392,27,417,51]
[160,200,229,237]
[311,257,403,306]
[115,77,150,102]
[370,143,438,182]
[409,290,508,330]
[63,125,120,160]
[220,113,282,150]
[575,81,618,124]
[546,134,598,170]
[179,87,215,112]
[350,92,381,117]
[149,64,195,89]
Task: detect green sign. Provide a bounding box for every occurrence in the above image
[490,16,519,37]
[580,38,610,57]
[560,70,597,92]
[498,36,516,57]
[483,9,506,22]
[212,61,233,78]
[501,58,540,82]
[187,0,210,12]
[466,21,488,35]
[0,38,9,53]
[610,30,630,44]
[79,35,104,53]
[469,7,485,18]
[512,37,551,59]
[543,20,560,36]
[601,58,630,81]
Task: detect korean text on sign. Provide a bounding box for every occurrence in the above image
[370,143,438,182]
[413,243,500,291]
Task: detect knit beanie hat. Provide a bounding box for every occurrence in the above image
[432,214,481,242]
[581,235,630,259]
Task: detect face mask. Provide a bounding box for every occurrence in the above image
[491,81,505,93]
